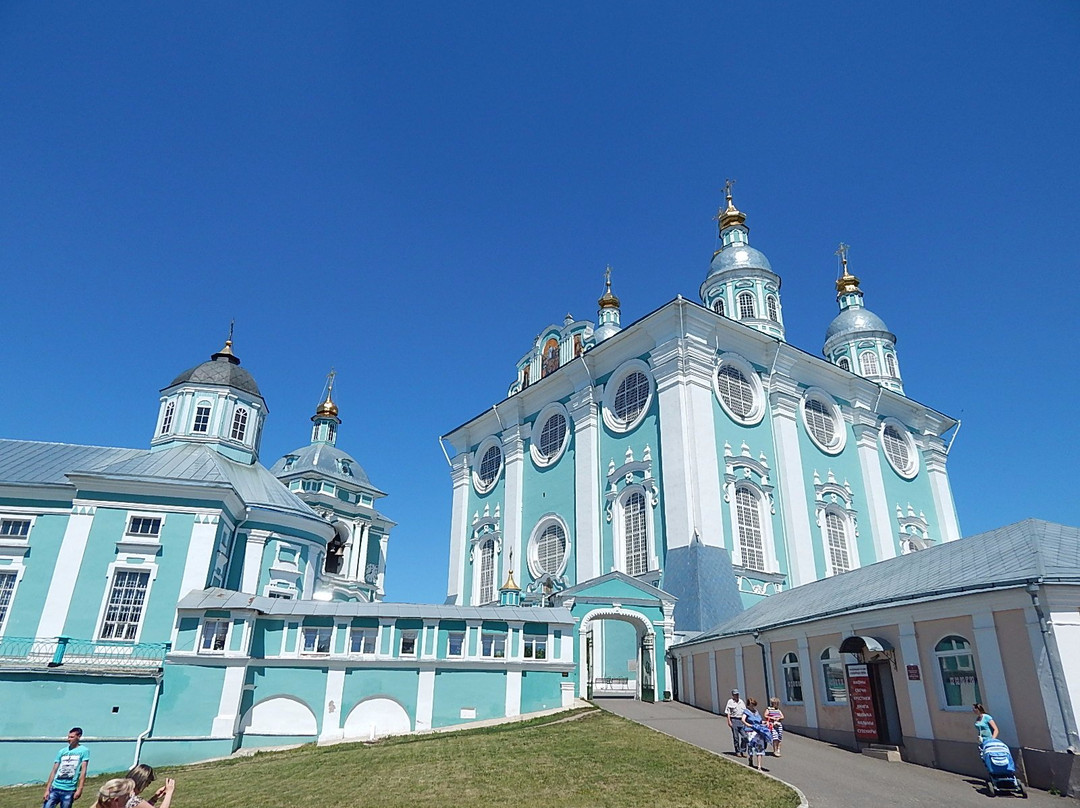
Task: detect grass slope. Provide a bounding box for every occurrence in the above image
[1,710,799,808]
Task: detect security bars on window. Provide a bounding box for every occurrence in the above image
[717,365,754,419]
[100,570,151,641]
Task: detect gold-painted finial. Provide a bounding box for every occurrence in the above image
[211,319,240,364]
[501,567,521,592]
[715,178,746,232]
[834,243,862,295]
[598,264,620,309]
[316,368,339,418]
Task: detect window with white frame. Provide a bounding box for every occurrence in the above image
[160,401,175,435]
[837,357,850,372]
[267,589,294,600]
[885,352,898,377]
[399,629,418,657]
[714,354,764,425]
[192,403,212,433]
[231,407,248,442]
[478,539,496,604]
[737,292,756,319]
[474,441,503,494]
[859,351,879,376]
[820,647,848,704]
[623,491,649,576]
[824,511,851,575]
[523,635,547,659]
[532,521,567,577]
[935,635,981,707]
[126,516,162,538]
[301,626,332,655]
[880,420,918,479]
[199,619,230,653]
[612,372,650,427]
[0,519,31,538]
[0,571,18,631]
[712,298,725,316]
[734,487,766,571]
[537,412,566,460]
[531,405,570,467]
[782,652,803,703]
[447,631,465,657]
[481,632,506,658]
[349,627,377,655]
[766,295,779,322]
[99,570,151,641]
[801,393,844,454]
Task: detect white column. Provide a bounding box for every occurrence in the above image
[211,664,248,737]
[570,386,602,582]
[852,414,897,562]
[708,650,720,713]
[376,535,389,595]
[446,455,470,604]
[924,443,962,543]
[684,654,696,704]
[501,423,526,585]
[320,668,346,742]
[178,515,221,599]
[652,339,695,551]
[416,668,435,731]
[37,507,95,638]
[1025,605,1069,749]
[769,380,817,586]
[972,610,1018,746]
[505,669,522,718]
[240,530,271,594]
[797,635,818,729]
[687,353,726,549]
[897,620,933,739]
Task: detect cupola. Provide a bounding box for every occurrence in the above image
[312,370,341,445]
[594,265,623,343]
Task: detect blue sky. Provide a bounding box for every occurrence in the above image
[1,3,1077,603]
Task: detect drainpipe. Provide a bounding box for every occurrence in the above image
[133,669,165,766]
[752,630,772,702]
[1026,581,1080,753]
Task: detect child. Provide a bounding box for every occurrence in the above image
[765,697,785,757]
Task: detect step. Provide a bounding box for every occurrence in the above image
[862,745,902,762]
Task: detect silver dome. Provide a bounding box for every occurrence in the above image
[824,307,894,341]
[707,245,774,278]
[271,442,374,489]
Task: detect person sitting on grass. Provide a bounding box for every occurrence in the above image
[124,765,175,808]
[92,779,135,808]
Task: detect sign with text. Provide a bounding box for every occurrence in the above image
[846,663,878,742]
[907,665,921,681]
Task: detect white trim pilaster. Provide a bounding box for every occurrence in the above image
[211,665,248,737]
[924,443,961,543]
[178,515,221,600]
[415,668,435,731]
[505,669,522,718]
[708,649,720,714]
[447,455,470,604]
[852,413,896,563]
[972,610,1018,746]
[570,386,602,581]
[37,507,95,638]
[241,530,271,594]
[320,668,346,742]
[501,423,526,587]
[769,379,816,586]
[898,620,933,739]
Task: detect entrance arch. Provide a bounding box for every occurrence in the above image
[578,607,657,702]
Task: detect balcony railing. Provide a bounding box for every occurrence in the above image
[0,636,170,674]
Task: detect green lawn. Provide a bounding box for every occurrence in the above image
[2,709,799,808]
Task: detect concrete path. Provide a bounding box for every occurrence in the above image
[596,697,1072,807]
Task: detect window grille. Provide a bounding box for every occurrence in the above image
[160,401,175,434]
[935,635,981,707]
[713,299,725,316]
[738,292,756,319]
[126,517,161,537]
[825,511,850,574]
[231,408,248,441]
[885,353,898,377]
[735,488,765,571]
[716,365,755,419]
[882,425,910,471]
[536,523,566,575]
[0,572,16,628]
[478,540,496,604]
[623,492,648,575]
[477,445,502,487]
[537,413,566,460]
[767,296,779,322]
[100,570,150,641]
[0,519,30,537]
[860,351,879,376]
[192,404,212,433]
[613,371,649,426]
[838,357,850,371]
[804,398,836,448]
[782,652,803,702]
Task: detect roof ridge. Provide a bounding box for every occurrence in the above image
[0,437,141,452]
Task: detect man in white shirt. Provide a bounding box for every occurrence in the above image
[724,689,747,756]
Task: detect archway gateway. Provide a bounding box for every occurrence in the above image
[579,607,657,702]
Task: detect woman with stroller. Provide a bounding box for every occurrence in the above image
[764,697,785,757]
[973,703,999,742]
[741,698,770,770]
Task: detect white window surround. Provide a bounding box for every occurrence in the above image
[231,407,249,443]
[192,401,213,434]
[264,581,298,599]
[480,632,507,659]
[476,538,498,606]
[0,564,27,637]
[885,352,899,378]
[159,400,175,435]
[472,436,504,495]
[94,561,158,644]
[934,633,981,710]
[820,646,849,705]
[822,508,853,576]
[601,360,654,434]
[713,353,765,426]
[837,356,851,372]
[766,295,780,323]
[723,446,779,574]
[611,484,658,576]
[125,513,165,540]
[526,515,571,579]
[799,388,846,455]
[446,631,466,657]
[0,513,36,543]
[523,636,547,659]
[198,618,231,654]
[300,626,333,655]
[399,629,418,657]
[349,627,377,655]
[879,417,919,479]
[529,402,571,468]
[859,350,880,377]
[737,291,757,320]
[781,652,804,704]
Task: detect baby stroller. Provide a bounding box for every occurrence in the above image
[981,739,1026,798]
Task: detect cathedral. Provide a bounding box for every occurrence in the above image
[11,186,1073,791]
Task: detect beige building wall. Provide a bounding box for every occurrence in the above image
[995,608,1051,751]
[692,651,712,712]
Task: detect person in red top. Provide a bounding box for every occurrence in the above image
[764,697,785,757]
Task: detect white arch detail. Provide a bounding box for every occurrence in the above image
[577,607,656,699]
[342,696,412,740]
[240,695,318,736]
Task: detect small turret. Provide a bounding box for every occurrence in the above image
[311,370,341,445]
[594,265,622,343]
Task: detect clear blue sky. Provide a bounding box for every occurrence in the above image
[1,3,1077,603]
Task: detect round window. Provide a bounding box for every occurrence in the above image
[531,405,570,467]
[713,355,764,425]
[534,523,567,575]
[602,362,653,433]
[474,441,503,493]
[880,420,918,478]
[800,391,845,454]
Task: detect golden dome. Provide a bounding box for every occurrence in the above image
[717,179,746,232]
[834,243,862,295]
[316,392,338,418]
[501,568,521,592]
[598,265,620,309]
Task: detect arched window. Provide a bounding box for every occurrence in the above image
[824,511,851,575]
[734,487,765,571]
[623,491,648,576]
[478,539,496,604]
[837,357,851,372]
[542,338,560,377]
[859,351,879,376]
[885,353,898,377]
[324,537,345,575]
[820,647,848,704]
[716,364,756,420]
[535,523,567,576]
[737,292,756,320]
[192,402,212,433]
[475,442,503,493]
[782,653,803,703]
[766,296,779,322]
[803,398,838,450]
[712,298,725,317]
[231,407,248,442]
[160,401,175,435]
[935,635,980,707]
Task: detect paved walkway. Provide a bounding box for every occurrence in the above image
[596,697,1072,807]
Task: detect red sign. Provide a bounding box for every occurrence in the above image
[846,663,878,742]
[907,665,921,681]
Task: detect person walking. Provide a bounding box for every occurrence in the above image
[741,698,768,770]
[973,703,999,743]
[42,727,90,808]
[765,697,785,757]
[724,689,747,756]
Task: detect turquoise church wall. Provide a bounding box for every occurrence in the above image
[5,513,69,636]
[598,619,637,678]
[341,667,419,725]
[430,669,506,728]
[153,664,228,737]
[519,669,563,713]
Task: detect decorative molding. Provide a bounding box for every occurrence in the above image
[604,445,659,522]
[896,504,933,553]
[722,442,775,513]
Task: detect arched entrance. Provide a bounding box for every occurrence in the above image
[578,608,657,702]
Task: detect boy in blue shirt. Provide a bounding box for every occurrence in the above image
[42,727,90,808]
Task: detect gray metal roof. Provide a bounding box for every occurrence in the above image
[686,519,1080,645]
[706,244,774,278]
[169,356,262,397]
[177,587,575,623]
[270,441,376,490]
[824,306,894,341]
[0,439,145,485]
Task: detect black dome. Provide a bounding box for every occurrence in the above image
[169,355,262,397]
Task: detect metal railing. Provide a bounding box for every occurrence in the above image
[0,636,170,673]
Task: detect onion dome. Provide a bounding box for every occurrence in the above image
[315,389,339,418]
[168,334,262,397]
[594,265,623,343]
[598,269,620,310]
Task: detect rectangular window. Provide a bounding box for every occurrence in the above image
[447,632,465,657]
[301,627,332,655]
[302,480,320,492]
[267,590,293,600]
[481,633,506,659]
[199,619,230,653]
[192,405,212,433]
[399,630,417,657]
[160,401,175,435]
[126,517,162,538]
[230,408,248,441]
[523,637,547,660]
[0,519,31,537]
[0,571,17,628]
[349,628,377,655]
[100,570,151,641]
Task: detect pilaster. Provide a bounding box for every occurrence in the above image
[501,423,526,588]
[570,386,601,582]
[796,634,818,728]
[972,610,1018,746]
[505,669,523,718]
[240,529,271,594]
[923,440,961,543]
[415,669,435,731]
[447,454,471,603]
[37,507,95,638]
[851,410,896,562]
[320,668,346,742]
[211,665,248,738]
[897,620,933,739]
[651,338,695,551]
[768,378,816,586]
